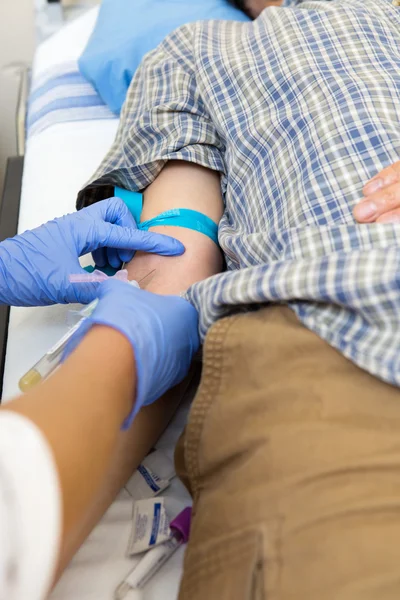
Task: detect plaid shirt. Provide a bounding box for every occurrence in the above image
[78,0,400,387]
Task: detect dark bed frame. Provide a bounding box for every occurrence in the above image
[0,157,24,396]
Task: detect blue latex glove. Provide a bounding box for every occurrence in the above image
[0,198,184,306]
[64,279,200,428]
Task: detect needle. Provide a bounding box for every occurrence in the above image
[137,269,156,286]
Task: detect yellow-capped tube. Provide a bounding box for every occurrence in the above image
[18,298,100,393]
[18,278,141,393]
[18,314,92,392]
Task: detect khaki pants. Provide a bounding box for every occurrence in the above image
[175,307,400,600]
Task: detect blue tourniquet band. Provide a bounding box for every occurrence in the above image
[139,209,219,245]
[84,188,219,275]
[114,187,219,246]
[83,264,117,276]
[114,186,143,224]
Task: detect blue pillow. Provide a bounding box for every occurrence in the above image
[79,0,250,114]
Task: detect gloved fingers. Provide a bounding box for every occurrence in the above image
[107,247,123,269]
[78,198,136,258]
[100,197,138,262]
[92,247,107,268]
[117,247,135,264]
[96,277,134,300]
[84,221,185,256]
[63,265,102,304]
[92,239,134,268]
[97,197,138,229]
[66,273,133,306]
[67,280,100,305]
[92,246,133,269]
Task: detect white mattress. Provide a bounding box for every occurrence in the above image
[2,10,191,599]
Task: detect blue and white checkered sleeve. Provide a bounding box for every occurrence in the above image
[77,23,225,206]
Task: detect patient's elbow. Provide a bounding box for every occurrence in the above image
[125,225,223,295]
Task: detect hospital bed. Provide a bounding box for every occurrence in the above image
[0,9,193,599]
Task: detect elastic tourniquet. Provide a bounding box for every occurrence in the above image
[114,186,219,246]
[84,187,219,276]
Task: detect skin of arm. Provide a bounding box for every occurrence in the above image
[126,161,224,292]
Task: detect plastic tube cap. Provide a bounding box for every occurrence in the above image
[170,507,192,543]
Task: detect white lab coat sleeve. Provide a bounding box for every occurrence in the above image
[0,412,61,600]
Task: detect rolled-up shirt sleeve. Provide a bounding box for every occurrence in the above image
[77,23,225,209]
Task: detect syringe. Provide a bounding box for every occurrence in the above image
[18,298,99,392]
[18,276,144,393]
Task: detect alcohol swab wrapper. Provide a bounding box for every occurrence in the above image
[69,269,129,283]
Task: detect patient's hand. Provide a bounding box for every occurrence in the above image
[354,161,400,224]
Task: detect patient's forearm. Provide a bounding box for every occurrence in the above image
[126,161,224,293]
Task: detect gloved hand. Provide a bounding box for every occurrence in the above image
[64,279,200,427]
[0,198,184,306]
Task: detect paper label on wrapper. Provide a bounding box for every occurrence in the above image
[125,450,175,500]
[143,450,175,482]
[127,498,170,556]
[125,465,170,501]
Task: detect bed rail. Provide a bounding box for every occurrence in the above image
[16,66,30,157]
[0,157,24,397]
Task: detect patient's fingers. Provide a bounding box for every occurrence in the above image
[363,161,400,196]
[354,180,400,223]
[376,209,400,224]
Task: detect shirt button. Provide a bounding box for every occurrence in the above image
[393,0,400,6]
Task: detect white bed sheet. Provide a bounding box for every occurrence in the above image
[2,10,191,600]
[34,7,100,77]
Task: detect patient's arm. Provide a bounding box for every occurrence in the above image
[126,160,224,292]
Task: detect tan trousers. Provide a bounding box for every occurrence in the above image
[175,306,400,600]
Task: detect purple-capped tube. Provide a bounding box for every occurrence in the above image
[115,507,192,599]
